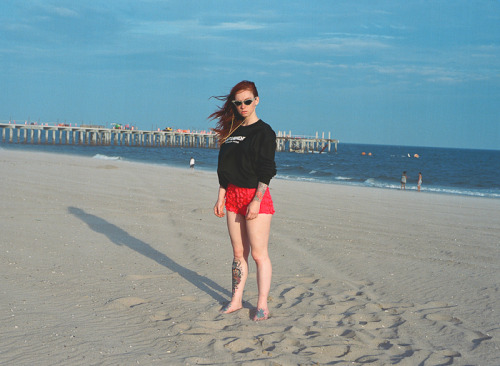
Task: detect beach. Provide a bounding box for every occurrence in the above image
[1,149,498,365]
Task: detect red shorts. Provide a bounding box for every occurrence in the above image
[225,184,275,216]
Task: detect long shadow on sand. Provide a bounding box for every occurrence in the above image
[68,206,230,303]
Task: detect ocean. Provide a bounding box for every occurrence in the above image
[1,142,499,199]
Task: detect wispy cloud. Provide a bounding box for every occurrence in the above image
[264,57,487,84]
[351,63,492,84]
[260,33,394,54]
[211,21,266,31]
[129,19,197,35]
[128,19,267,36]
[46,6,79,18]
[295,36,391,52]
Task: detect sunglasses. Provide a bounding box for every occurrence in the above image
[232,97,256,107]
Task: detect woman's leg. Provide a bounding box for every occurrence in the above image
[221,211,250,313]
[246,214,273,320]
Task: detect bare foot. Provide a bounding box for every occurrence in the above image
[220,302,242,314]
[253,308,269,321]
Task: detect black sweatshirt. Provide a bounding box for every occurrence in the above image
[217,120,277,189]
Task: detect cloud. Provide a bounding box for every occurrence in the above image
[129,19,195,36]
[260,33,394,54]
[211,21,266,31]
[296,36,391,52]
[260,57,486,85]
[353,63,490,84]
[0,23,33,32]
[128,19,267,37]
[46,6,79,18]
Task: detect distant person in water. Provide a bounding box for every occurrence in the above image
[210,80,277,321]
[190,157,195,170]
[401,171,407,190]
[417,172,422,192]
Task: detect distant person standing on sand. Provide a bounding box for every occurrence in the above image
[210,80,277,321]
[401,171,407,190]
[417,172,422,192]
[190,157,195,170]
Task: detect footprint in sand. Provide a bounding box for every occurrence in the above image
[105,297,148,310]
[126,274,169,281]
[245,276,438,364]
[223,337,260,354]
[179,295,196,301]
[171,275,492,365]
[149,311,171,322]
[275,284,314,309]
[425,312,462,324]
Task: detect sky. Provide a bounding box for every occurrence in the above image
[1,0,499,150]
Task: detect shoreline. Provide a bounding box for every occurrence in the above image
[1,149,499,365]
[1,145,498,200]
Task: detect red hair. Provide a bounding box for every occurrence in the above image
[209,81,259,144]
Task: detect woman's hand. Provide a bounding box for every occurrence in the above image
[214,198,225,218]
[214,186,226,218]
[246,182,267,220]
[245,200,260,220]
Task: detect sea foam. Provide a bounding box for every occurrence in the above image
[92,154,122,161]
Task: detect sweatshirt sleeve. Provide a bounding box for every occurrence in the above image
[256,128,277,185]
[217,172,229,189]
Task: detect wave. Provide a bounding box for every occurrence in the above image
[276,174,319,183]
[307,169,333,178]
[363,178,400,190]
[362,178,500,198]
[364,178,376,185]
[92,154,122,161]
[423,186,500,198]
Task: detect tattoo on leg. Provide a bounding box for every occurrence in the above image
[254,308,269,321]
[232,260,243,295]
[220,303,231,312]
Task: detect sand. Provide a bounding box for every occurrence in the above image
[0,149,498,365]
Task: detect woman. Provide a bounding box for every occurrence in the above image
[417,172,422,192]
[209,81,277,321]
[401,171,407,190]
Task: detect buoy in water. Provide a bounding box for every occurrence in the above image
[361,152,366,155]
[414,154,419,158]
[368,152,372,156]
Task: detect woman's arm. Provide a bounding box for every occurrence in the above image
[246,181,268,220]
[214,186,227,218]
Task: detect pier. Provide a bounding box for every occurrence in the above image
[0,123,218,149]
[276,131,338,153]
[0,123,338,153]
